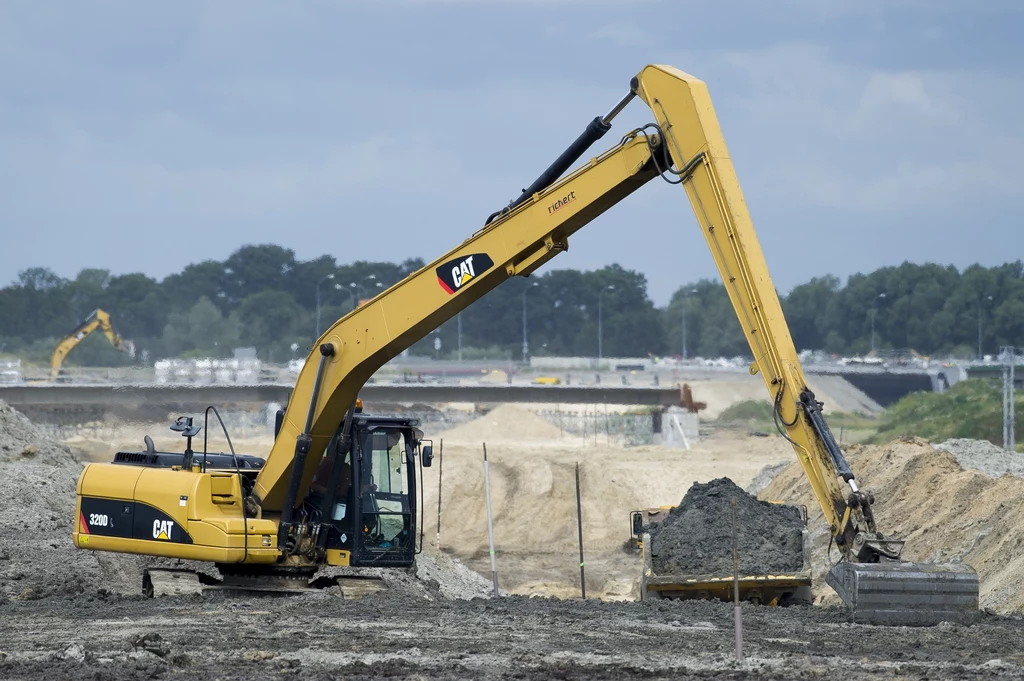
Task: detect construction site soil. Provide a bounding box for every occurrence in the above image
[2,401,1024,678]
[648,478,804,576]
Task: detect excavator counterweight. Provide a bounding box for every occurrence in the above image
[71,64,979,622]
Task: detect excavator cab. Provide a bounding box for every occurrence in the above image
[307,415,425,568]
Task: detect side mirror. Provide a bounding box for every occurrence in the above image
[421,444,433,468]
[631,511,643,538]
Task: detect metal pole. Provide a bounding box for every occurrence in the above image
[483,443,499,597]
[1004,358,1011,451]
[598,295,603,363]
[521,290,528,364]
[575,462,586,599]
[315,283,322,338]
[457,313,462,363]
[978,299,983,361]
[1008,348,1016,454]
[731,497,743,662]
[435,438,443,550]
[682,299,687,360]
[870,308,877,353]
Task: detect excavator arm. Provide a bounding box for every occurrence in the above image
[257,65,877,554]
[50,309,126,379]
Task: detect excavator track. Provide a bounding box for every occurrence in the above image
[141,568,386,599]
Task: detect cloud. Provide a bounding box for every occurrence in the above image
[670,42,1024,213]
[588,23,655,47]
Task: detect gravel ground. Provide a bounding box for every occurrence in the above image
[1,590,1022,680]
[933,439,1024,479]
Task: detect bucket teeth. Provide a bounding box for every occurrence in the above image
[826,561,980,626]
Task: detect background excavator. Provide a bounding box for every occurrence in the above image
[50,308,134,381]
[72,63,979,624]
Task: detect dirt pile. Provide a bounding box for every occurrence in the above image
[761,436,1024,614]
[933,438,1024,478]
[0,400,78,464]
[0,400,142,600]
[434,403,566,445]
[647,477,804,576]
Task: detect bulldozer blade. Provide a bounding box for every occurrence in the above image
[826,561,979,626]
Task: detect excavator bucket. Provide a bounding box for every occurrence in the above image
[826,561,980,626]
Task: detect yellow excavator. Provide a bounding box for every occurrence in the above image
[50,308,133,380]
[72,64,978,624]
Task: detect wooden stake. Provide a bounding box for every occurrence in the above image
[483,443,499,598]
[575,461,586,599]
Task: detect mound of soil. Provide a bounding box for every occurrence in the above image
[0,400,78,465]
[761,436,1024,613]
[647,477,804,576]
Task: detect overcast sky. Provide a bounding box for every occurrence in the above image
[1,0,1022,305]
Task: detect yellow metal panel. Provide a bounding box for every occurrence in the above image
[326,549,350,566]
[79,462,144,499]
[72,532,278,563]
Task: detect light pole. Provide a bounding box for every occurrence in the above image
[522,281,538,364]
[870,292,886,354]
[316,273,336,338]
[457,312,463,362]
[978,294,993,360]
[681,288,697,359]
[598,285,615,363]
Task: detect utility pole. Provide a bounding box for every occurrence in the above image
[598,285,614,364]
[978,295,993,360]
[681,288,697,359]
[1002,346,1016,453]
[315,273,337,339]
[870,292,886,354]
[522,281,537,364]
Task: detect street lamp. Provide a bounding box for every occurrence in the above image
[978,294,994,360]
[681,288,697,359]
[598,285,615,363]
[316,273,337,338]
[457,312,463,362]
[870,292,886,354]
[522,281,539,363]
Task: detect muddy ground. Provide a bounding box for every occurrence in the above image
[1,589,1023,680]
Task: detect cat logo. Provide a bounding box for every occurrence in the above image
[436,253,494,295]
[152,519,175,541]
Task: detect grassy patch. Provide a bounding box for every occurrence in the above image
[869,378,1020,445]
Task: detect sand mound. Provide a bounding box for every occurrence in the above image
[0,400,142,600]
[0,400,78,465]
[933,438,1024,479]
[648,477,804,576]
[435,404,566,445]
[761,437,1024,614]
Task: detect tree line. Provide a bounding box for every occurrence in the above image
[0,244,1021,367]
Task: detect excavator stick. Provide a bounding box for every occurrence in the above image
[826,562,980,626]
[630,64,981,625]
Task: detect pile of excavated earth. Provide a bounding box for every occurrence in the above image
[0,399,495,603]
[647,477,805,576]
